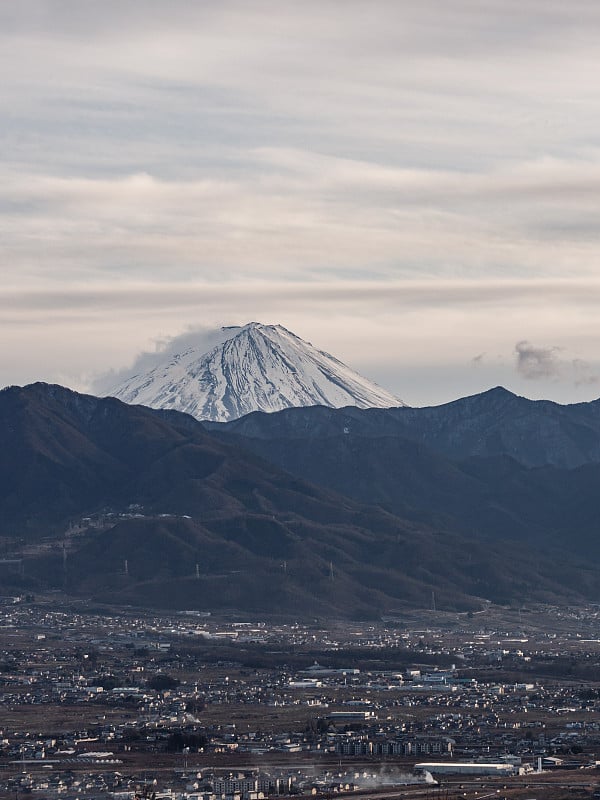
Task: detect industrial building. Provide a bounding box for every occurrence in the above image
[414,762,520,776]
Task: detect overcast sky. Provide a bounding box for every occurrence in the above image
[2,0,600,406]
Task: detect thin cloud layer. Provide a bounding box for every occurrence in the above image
[4,156,600,287]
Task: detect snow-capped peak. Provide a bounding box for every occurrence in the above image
[105,322,405,422]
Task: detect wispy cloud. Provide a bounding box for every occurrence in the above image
[91,325,239,395]
[3,155,600,289]
[515,340,600,386]
[515,341,562,380]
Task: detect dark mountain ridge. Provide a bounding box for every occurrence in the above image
[2,381,573,616]
[208,388,600,567]
[211,386,600,469]
[2,382,600,616]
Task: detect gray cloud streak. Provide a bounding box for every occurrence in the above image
[4,279,600,316]
[515,340,562,380]
[514,341,600,386]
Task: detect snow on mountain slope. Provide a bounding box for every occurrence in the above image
[106,323,404,422]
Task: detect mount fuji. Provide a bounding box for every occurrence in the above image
[105,322,404,422]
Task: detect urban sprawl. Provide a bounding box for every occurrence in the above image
[3,599,600,800]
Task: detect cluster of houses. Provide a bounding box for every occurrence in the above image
[3,598,600,798]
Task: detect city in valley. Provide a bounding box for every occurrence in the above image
[3,598,600,800]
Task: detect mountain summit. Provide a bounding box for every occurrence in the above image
[106,323,404,422]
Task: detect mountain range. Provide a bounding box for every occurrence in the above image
[2,381,600,616]
[211,385,600,469]
[210,390,600,563]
